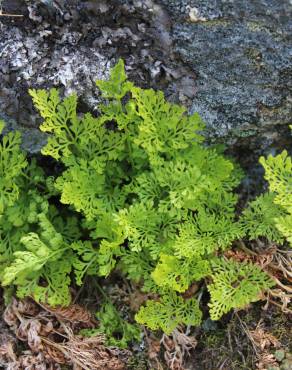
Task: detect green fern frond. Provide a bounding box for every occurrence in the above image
[208,260,274,320]
[173,210,244,259]
[96,59,133,100]
[71,241,99,285]
[241,193,286,243]
[115,201,162,253]
[260,151,292,212]
[276,213,292,245]
[135,292,202,334]
[2,214,72,305]
[82,302,141,348]
[0,129,27,213]
[131,86,204,161]
[152,254,211,292]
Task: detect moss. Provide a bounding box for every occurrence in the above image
[127,353,149,370]
[246,21,273,35]
[192,19,231,28]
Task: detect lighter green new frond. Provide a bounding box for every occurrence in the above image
[152,254,211,292]
[55,162,106,219]
[276,213,292,245]
[98,239,122,277]
[96,59,133,100]
[131,86,204,160]
[152,254,191,292]
[2,215,71,305]
[174,210,243,259]
[2,233,50,286]
[29,89,78,160]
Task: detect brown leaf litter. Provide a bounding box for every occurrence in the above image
[1,297,131,369]
[160,328,197,370]
[226,241,292,314]
[249,322,281,370]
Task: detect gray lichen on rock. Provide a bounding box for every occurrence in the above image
[161,0,292,149]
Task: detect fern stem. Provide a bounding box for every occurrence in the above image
[92,279,110,302]
[270,276,292,293]
[236,240,257,256]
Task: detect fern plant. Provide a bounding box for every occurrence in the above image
[0,122,86,306]
[0,61,274,336]
[81,301,141,348]
[260,138,292,246]
[242,125,292,247]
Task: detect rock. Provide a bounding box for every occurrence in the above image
[159,0,292,160]
[0,0,185,152]
[0,113,47,153]
[0,0,291,162]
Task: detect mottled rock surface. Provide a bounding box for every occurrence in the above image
[160,0,292,152]
[0,0,291,163]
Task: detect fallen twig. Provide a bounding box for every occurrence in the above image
[0,10,23,17]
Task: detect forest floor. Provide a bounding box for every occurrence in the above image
[0,278,291,370]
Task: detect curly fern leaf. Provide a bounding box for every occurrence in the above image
[259,140,292,246]
[0,128,27,213]
[275,213,292,245]
[71,241,99,285]
[174,210,244,259]
[260,151,292,213]
[135,292,202,334]
[208,260,274,320]
[131,86,204,162]
[115,201,162,253]
[152,254,211,292]
[82,302,141,348]
[96,59,133,100]
[2,214,71,305]
[29,89,78,160]
[241,193,286,243]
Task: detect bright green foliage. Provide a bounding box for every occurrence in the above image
[241,193,286,243]
[0,143,49,283]
[0,121,27,213]
[2,213,73,306]
[96,59,134,101]
[242,126,292,247]
[82,301,141,348]
[260,150,292,212]
[135,292,202,335]
[208,260,274,320]
[152,254,211,292]
[259,144,292,247]
[173,209,244,259]
[0,126,96,305]
[276,214,292,245]
[71,240,99,285]
[0,60,274,336]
